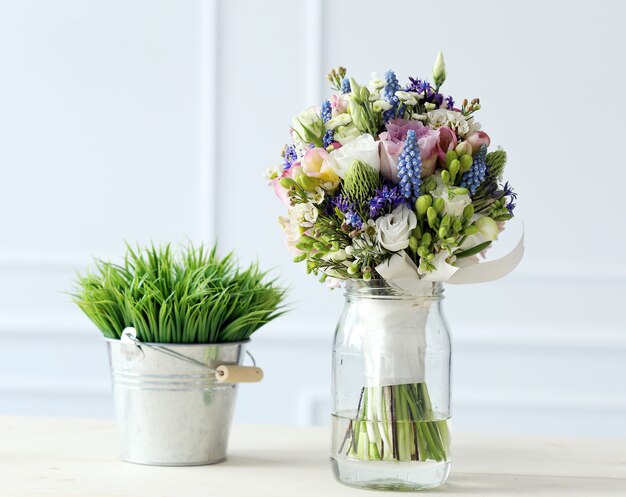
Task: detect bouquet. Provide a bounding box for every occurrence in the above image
[267,54,519,465]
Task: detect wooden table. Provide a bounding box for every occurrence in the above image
[1,417,625,496]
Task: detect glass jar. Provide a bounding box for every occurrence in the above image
[331,280,451,491]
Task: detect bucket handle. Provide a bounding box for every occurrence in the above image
[121,328,264,383]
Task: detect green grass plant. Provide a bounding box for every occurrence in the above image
[72,243,287,343]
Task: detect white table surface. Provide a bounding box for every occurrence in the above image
[1,417,625,496]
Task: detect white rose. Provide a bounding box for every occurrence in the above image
[375,205,417,252]
[291,107,324,144]
[430,184,471,217]
[325,133,380,178]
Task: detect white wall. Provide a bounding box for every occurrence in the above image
[0,0,624,437]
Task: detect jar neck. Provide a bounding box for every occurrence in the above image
[344,279,444,301]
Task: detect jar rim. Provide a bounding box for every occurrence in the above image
[343,279,444,300]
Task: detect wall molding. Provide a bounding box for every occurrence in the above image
[196,0,219,243]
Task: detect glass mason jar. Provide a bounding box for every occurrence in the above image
[331,280,451,491]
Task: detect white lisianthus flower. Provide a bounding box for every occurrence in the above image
[325,113,352,130]
[326,134,380,178]
[368,73,386,92]
[430,184,472,217]
[375,205,417,252]
[333,124,361,143]
[373,100,393,112]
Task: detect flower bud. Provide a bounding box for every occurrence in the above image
[433,197,444,213]
[349,104,370,133]
[349,78,362,101]
[417,246,429,258]
[416,195,433,219]
[422,176,437,193]
[441,170,451,185]
[279,177,298,190]
[293,253,307,263]
[421,232,432,247]
[445,150,458,166]
[427,206,438,227]
[451,187,469,195]
[463,203,474,220]
[438,226,447,238]
[424,102,436,111]
[409,236,419,253]
[440,214,451,228]
[453,219,463,232]
[432,51,446,89]
[460,154,473,173]
[347,262,360,275]
[426,253,435,262]
[362,270,372,281]
[359,86,370,102]
[449,159,460,178]
[455,141,472,157]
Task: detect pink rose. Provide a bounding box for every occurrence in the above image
[378,119,439,181]
[465,131,491,155]
[436,126,458,167]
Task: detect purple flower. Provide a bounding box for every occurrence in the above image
[281,144,298,171]
[503,182,517,215]
[369,185,407,218]
[331,194,351,213]
[405,77,449,109]
[344,211,363,229]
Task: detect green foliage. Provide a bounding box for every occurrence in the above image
[343,160,380,204]
[485,150,507,180]
[72,244,287,343]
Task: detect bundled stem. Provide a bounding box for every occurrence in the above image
[345,383,449,463]
[72,243,287,343]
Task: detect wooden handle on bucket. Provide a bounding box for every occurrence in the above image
[215,365,264,383]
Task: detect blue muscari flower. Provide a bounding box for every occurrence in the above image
[382,70,401,123]
[341,78,351,94]
[369,185,406,218]
[281,144,298,170]
[322,129,334,147]
[321,100,332,123]
[396,130,422,203]
[344,210,363,229]
[460,145,488,195]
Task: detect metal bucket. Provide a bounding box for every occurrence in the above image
[106,338,247,466]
